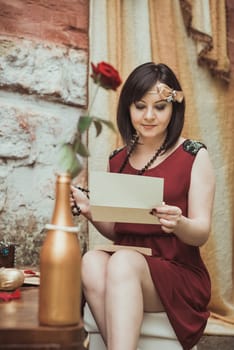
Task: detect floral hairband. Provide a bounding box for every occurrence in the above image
[148,83,184,103]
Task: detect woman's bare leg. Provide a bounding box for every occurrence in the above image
[81,250,110,343]
[105,249,164,350]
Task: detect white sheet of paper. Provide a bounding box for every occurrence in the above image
[89,171,164,224]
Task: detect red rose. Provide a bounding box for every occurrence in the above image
[91,61,122,91]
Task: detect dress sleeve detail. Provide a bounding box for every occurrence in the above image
[183,139,207,156]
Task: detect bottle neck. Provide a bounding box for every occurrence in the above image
[51,173,74,227]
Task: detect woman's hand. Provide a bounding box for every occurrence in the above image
[70,185,91,218]
[151,203,182,233]
[70,185,116,239]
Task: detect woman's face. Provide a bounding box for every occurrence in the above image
[129,84,173,143]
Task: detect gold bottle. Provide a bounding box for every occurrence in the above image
[39,173,81,326]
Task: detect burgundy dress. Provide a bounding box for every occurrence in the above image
[109,139,211,350]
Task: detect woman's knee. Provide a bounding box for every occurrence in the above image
[107,249,145,283]
[81,250,109,289]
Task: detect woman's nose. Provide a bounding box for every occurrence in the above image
[144,107,155,120]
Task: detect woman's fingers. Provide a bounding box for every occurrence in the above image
[150,204,182,232]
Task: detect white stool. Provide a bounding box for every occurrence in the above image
[83,303,198,350]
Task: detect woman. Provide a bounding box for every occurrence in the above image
[70,62,215,350]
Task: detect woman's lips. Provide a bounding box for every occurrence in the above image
[142,124,156,130]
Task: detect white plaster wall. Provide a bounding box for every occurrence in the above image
[0,37,88,266]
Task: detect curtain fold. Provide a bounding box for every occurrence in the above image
[89,0,234,332]
[180,0,230,81]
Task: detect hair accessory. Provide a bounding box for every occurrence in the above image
[148,83,184,103]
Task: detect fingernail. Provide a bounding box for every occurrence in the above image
[150,209,157,215]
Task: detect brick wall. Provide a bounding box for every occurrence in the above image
[0,0,89,266]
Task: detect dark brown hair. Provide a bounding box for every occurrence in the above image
[116,62,185,151]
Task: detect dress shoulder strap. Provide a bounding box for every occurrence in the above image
[183,139,207,156]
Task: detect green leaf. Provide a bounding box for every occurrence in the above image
[59,143,83,178]
[76,141,90,157]
[93,117,116,132]
[93,120,102,137]
[69,157,83,179]
[73,136,81,153]
[78,116,93,133]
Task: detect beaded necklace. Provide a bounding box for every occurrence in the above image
[118,135,166,175]
[72,137,166,217]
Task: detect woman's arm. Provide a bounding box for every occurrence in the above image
[70,185,116,241]
[155,148,215,246]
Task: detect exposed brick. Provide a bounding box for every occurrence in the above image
[0,0,89,50]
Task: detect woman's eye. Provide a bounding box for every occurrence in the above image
[155,104,167,111]
[135,103,145,110]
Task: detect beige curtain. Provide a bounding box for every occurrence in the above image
[89,0,234,334]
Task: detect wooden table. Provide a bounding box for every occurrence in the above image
[0,286,86,349]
